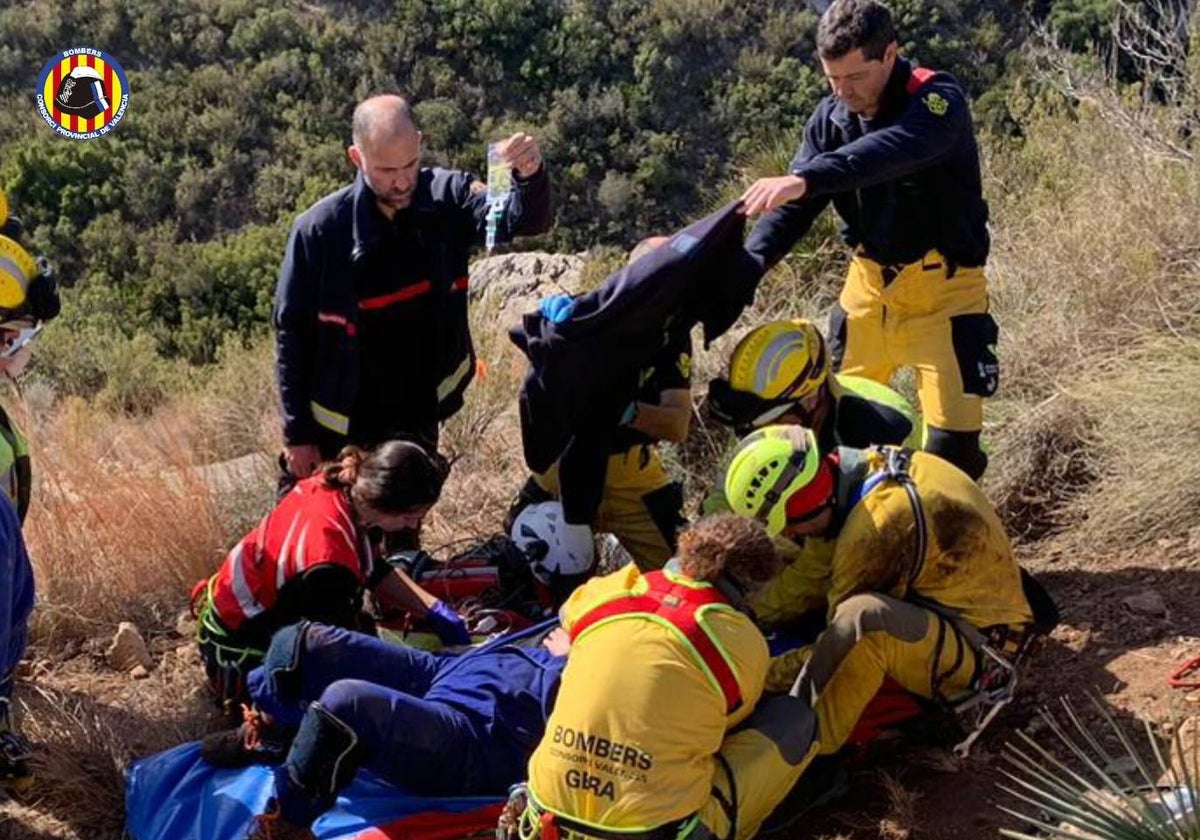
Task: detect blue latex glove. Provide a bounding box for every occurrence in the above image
[618,401,639,427]
[539,294,576,324]
[427,599,471,646]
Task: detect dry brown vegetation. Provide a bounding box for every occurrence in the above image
[4,38,1200,840]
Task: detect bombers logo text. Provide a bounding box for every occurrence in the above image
[36,47,129,141]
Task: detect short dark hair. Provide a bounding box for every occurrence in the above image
[324,440,448,514]
[817,0,897,62]
[677,515,780,586]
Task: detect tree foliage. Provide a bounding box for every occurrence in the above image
[0,0,1137,406]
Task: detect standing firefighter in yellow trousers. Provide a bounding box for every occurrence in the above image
[506,516,819,840]
[724,426,1050,757]
[740,0,998,479]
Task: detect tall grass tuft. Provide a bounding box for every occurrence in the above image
[17,400,233,645]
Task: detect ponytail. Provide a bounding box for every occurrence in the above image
[332,439,447,514]
[322,446,366,489]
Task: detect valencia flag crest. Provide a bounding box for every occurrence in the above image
[36,47,129,140]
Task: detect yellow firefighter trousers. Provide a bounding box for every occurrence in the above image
[521,695,818,840]
[836,252,995,432]
[534,446,681,570]
[794,593,979,757]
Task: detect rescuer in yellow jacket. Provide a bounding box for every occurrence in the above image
[708,318,919,451]
[704,317,918,637]
[515,515,818,840]
[509,237,691,571]
[724,425,1035,756]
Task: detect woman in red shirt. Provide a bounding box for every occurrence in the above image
[193,440,468,714]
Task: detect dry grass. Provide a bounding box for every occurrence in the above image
[1061,336,1200,549]
[19,403,231,646]
[877,771,922,840]
[2,39,1199,840]
[982,100,1200,549]
[431,292,531,552]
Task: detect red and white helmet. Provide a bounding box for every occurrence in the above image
[509,501,595,584]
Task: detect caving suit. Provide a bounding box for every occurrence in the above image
[782,447,1032,756]
[250,620,566,827]
[523,565,817,840]
[0,493,33,788]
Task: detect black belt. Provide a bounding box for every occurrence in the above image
[855,249,964,282]
[527,803,694,840]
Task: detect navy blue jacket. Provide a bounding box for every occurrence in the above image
[511,202,757,523]
[745,58,989,272]
[275,165,552,446]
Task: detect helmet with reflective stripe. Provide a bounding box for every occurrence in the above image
[724,424,821,536]
[0,236,35,314]
[0,188,59,330]
[728,319,829,403]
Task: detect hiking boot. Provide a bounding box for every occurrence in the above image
[246,799,317,840]
[201,705,290,768]
[0,731,32,798]
[0,702,32,798]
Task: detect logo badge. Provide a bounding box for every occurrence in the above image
[36,47,129,140]
[923,92,949,117]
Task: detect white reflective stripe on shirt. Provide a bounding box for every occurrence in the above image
[276,508,305,588]
[229,543,266,621]
[327,512,357,558]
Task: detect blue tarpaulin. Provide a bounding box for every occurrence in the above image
[124,742,501,840]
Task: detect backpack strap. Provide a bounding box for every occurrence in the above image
[569,571,744,713]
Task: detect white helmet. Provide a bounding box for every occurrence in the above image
[510,502,595,584]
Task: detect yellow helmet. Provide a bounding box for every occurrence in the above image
[728,319,830,401]
[0,235,36,312]
[0,188,60,331]
[723,425,822,537]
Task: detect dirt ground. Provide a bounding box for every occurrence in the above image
[786,536,1200,840]
[2,536,1199,840]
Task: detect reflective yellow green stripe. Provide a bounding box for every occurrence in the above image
[310,400,349,435]
[572,607,741,708]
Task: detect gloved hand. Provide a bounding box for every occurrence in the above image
[539,294,575,324]
[618,401,639,427]
[427,599,471,646]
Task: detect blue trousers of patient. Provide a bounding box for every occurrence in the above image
[247,622,564,827]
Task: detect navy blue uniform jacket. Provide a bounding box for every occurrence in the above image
[745,58,989,272]
[510,202,757,523]
[275,166,552,446]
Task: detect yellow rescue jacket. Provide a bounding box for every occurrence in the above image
[527,565,768,832]
[830,447,1031,629]
[763,447,1031,691]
